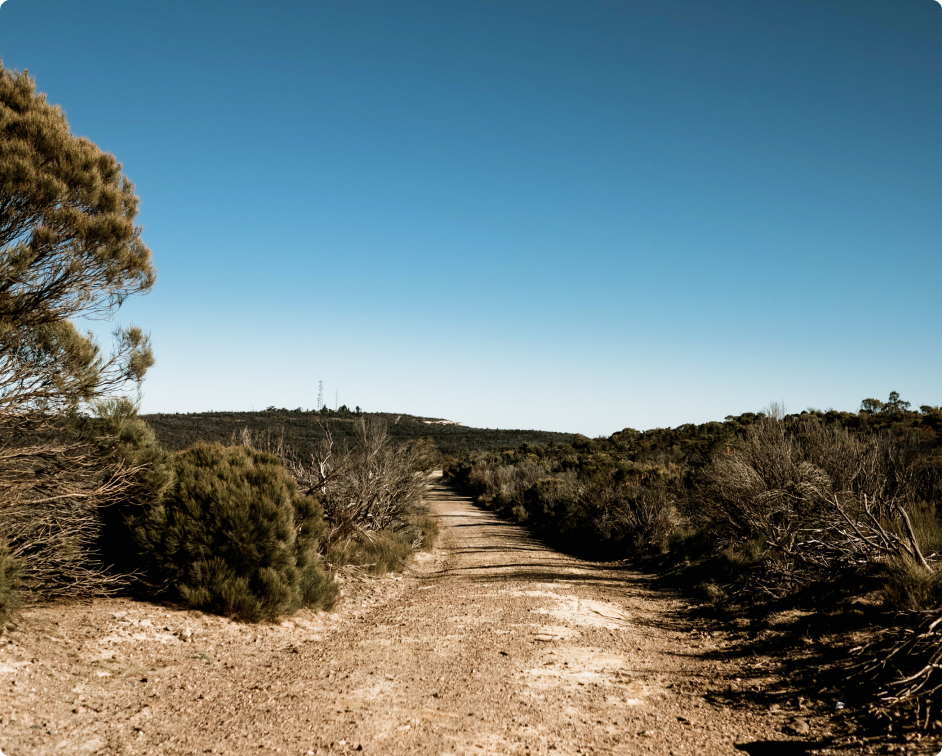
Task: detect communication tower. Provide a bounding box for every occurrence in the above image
[317,381,324,410]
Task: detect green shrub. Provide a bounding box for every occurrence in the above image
[85,398,176,576]
[0,540,21,629]
[328,530,414,575]
[509,504,529,523]
[410,515,440,551]
[883,558,942,612]
[134,443,336,621]
[658,525,710,560]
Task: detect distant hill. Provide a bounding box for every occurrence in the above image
[142,409,577,458]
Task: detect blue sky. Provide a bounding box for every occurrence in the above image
[2,0,941,435]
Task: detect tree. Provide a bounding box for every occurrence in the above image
[861,398,884,415]
[885,391,911,414]
[0,64,157,598]
[1,63,155,419]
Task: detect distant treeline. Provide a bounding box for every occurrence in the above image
[143,408,577,458]
[471,395,942,483]
[446,393,942,559]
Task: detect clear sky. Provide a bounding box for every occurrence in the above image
[2,0,941,436]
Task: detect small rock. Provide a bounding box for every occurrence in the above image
[72,706,86,715]
[640,730,656,738]
[786,719,810,735]
[768,704,781,713]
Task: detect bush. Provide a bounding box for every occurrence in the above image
[327,530,414,575]
[0,421,137,599]
[883,557,942,612]
[410,515,440,551]
[239,419,437,546]
[0,402,172,601]
[326,513,440,575]
[133,443,336,621]
[606,480,679,550]
[0,540,21,629]
[81,398,176,576]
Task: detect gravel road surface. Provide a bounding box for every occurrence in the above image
[0,476,841,755]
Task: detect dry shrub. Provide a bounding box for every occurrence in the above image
[239,419,437,546]
[0,415,152,599]
[883,558,942,613]
[236,420,439,578]
[608,482,679,550]
[694,409,938,597]
[851,609,942,727]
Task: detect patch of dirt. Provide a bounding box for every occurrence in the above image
[0,478,919,755]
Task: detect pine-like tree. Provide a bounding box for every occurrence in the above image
[0,63,155,417]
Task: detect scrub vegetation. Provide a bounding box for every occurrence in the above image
[446,394,942,732]
[143,407,576,457]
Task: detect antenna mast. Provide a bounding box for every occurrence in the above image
[317,381,324,410]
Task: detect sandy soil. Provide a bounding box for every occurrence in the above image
[0,477,903,755]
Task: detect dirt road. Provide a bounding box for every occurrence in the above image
[0,477,833,755]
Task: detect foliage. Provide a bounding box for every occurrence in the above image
[0,63,155,418]
[83,398,176,576]
[143,409,576,458]
[133,443,335,621]
[462,459,678,559]
[326,530,414,576]
[692,408,941,600]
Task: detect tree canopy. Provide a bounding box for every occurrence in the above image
[0,63,155,417]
